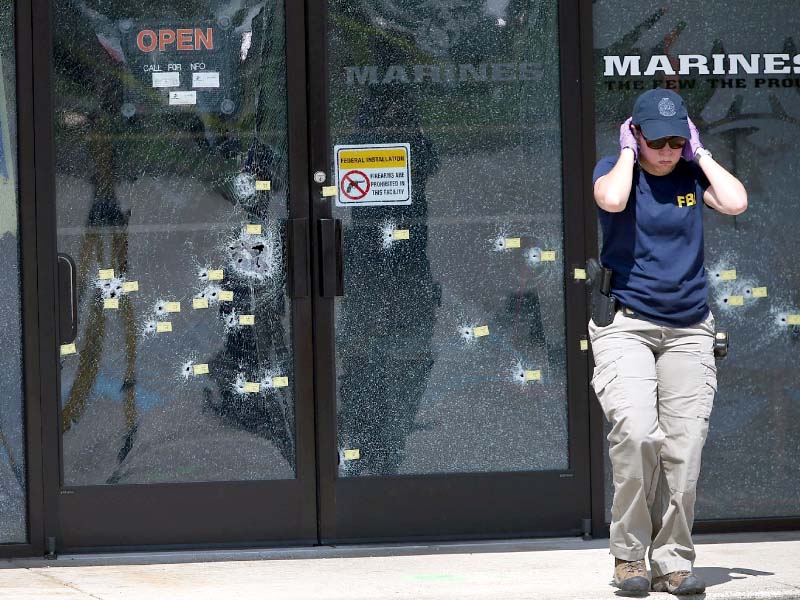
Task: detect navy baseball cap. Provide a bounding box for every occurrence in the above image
[631,89,690,140]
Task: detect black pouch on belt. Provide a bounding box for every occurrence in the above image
[586,258,617,327]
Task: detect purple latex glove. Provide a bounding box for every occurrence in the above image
[682,117,703,161]
[619,117,638,159]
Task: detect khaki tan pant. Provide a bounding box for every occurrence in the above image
[589,308,717,577]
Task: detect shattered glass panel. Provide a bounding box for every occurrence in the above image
[330,0,569,476]
[54,0,296,484]
[0,0,27,543]
[594,1,800,520]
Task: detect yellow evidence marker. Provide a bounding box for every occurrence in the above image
[192,364,209,375]
[156,322,172,333]
[473,325,490,337]
[524,370,541,381]
[541,251,556,261]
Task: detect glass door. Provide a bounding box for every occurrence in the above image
[38,0,317,549]
[310,0,593,541]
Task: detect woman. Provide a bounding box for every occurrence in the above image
[591,88,747,595]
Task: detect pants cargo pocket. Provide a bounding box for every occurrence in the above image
[591,358,622,420]
[699,358,717,420]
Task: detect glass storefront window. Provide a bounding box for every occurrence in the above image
[594,0,800,520]
[329,0,570,477]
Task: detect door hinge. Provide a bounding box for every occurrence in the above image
[581,518,593,541]
[45,536,57,559]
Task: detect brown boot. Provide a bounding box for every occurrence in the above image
[613,558,650,594]
[652,570,706,595]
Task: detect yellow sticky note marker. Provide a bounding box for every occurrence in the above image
[524,370,542,381]
[728,296,744,306]
[193,364,209,375]
[255,180,271,191]
[787,315,800,326]
[343,449,360,461]
[393,229,410,240]
[156,321,172,333]
[473,325,490,337]
[322,186,338,197]
[574,268,587,280]
[721,270,737,281]
[208,269,224,281]
[60,343,77,356]
[246,224,262,235]
[219,290,234,302]
[580,339,589,351]
[166,301,181,313]
[716,332,727,340]
[752,287,768,298]
[104,298,119,309]
[193,298,209,309]
[122,281,139,293]
[273,376,289,388]
[541,251,557,262]
[98,269,114,280]
[239,314,255,326]
[504,237,521,248]
[244,382,261,393]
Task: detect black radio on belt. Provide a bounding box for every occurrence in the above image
[586,258,617,327]
[714,331,729,359]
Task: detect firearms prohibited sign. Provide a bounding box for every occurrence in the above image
[334,143,411,207]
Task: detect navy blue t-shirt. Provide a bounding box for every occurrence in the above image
[592,156,712,327]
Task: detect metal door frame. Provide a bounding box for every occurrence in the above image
[306,0,595,543]
[25,0,319,553]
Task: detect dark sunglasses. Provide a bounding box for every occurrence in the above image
[643,136,686,150]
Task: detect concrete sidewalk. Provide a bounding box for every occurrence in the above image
[1,531,799,599]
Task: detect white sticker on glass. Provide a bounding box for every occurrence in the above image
[152,72,180,88]
[192,72,220,88]
[169,91,197,105]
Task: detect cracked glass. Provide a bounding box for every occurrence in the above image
[55,0,296,485]
[0,0,26,543]
[329,0,569,476]
[594,0,800,520]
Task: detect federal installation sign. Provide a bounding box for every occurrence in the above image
[334,143,411,207]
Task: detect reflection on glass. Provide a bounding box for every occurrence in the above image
[594,1,800,520]
[330,0,569,477]
[54,1,296,484]
[0,0,26,543]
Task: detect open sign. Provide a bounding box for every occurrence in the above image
[136,28,214,53]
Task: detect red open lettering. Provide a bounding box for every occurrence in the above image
[136,28,214,53]
[136,30,157,52]
[159,29,176,51]
[176,29,193,51]
[195,28,213,50]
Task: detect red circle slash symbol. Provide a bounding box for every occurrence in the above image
[341,171,371,200]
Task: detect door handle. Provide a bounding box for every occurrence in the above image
[318,219,344,298]
[287,218,310,298]
[57,253,77,344]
